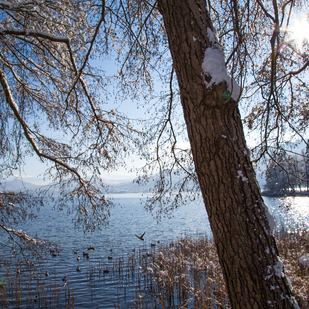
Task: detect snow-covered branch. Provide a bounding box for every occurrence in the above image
[0,67,102,212]
[0,27,70,43]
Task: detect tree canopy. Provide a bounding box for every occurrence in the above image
[1,0,308,217]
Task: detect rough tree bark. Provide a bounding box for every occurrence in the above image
[157,1,299,308]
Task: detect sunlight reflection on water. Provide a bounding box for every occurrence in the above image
[264,196,309,231]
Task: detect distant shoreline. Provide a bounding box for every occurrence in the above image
[262,190,309,197]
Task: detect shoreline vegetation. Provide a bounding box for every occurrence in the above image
[1,227,308,308]
[262,190,309,197]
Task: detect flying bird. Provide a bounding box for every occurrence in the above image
[135,232,146,241]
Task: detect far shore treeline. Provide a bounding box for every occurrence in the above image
[263,147,309,195]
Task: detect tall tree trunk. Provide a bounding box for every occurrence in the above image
[158,1,299,308]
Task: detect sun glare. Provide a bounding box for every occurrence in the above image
[288,14,309,49]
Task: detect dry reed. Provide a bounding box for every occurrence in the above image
[1,227,308,308]
[276,226,309,308]
[0,262,74,309]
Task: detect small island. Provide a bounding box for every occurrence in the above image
[262,190,309,197]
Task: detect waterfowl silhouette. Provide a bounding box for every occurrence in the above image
[108,256,113,260]
[74,250,78,254]
[83,252,89,258]
[50,248,58,256]
[103,269,109,273]
[34,295,38,302]
[62,276,67,282]
[77,256,80,261]
[88,246,96,251]
[45,271,49,276]
[76,267,81,272]
[151,243,156,247]
[16,269,20,274]
[135,232,146,241]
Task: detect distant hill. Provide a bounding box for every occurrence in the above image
[1,170,266,194]
[1,173,187,194]
[1,177,153,194]
[107,179,155,193]
[1,178,41,191]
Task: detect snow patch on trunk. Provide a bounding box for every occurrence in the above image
[202,28,241,101]
[207,27,217,44]
[274,258,284,277]
[237,170,248,182]
[291,297,301,309]
[262,201,276,235]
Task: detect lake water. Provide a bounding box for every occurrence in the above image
[1,194,309,308]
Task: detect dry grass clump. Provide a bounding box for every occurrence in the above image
[276,226,309,308]
[141,236,229,308]
[140,228,309,308]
